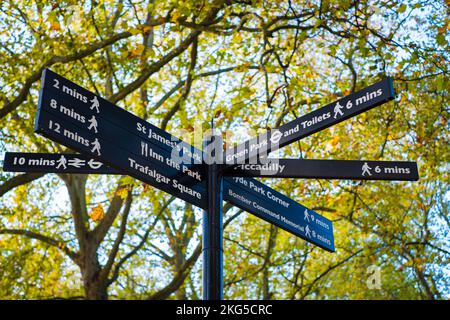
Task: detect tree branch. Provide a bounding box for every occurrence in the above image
[0,173,45,197]
[107,197,174,286]
[91,181,129,247]
[109,4,224,104]
[161,35,198,130]
[100,191,132,282]
[0,31,134,119]
[0,228,78,263]
[299,248,363,299]
[147,64,258,116]
[147,243,202,300]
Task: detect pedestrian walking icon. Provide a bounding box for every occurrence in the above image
[333,101,344,119]
[305,225,311,238]
[304,209,310,222]
[91,138,102,156]
[56,155,67,169]
[361,162,372,176]
[87,115,98,133]
[90,96,100,113]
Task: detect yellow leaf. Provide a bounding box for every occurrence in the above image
[331,136,340,146]
[234,33,243,43]
[90,204,105,222]
[142,25,152,33]
[129,27,141,35]
[135,44,146,53]
[116,187,128,199]
[399,93,408,104]
[171,11,181,23]
[50,21,61,31]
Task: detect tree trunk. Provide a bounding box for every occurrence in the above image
[174,253,187,299]
[262,225,277,299]
[80,245,108,300]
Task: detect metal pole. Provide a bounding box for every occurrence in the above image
[202,134,223,300]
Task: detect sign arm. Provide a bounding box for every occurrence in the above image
[223,159,419,181]
[223,78,396,165]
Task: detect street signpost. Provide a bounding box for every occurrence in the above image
[3,68,417,300]
[224,159,419,181]
[31,69,340,298]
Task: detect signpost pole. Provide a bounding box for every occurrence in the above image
[202,135,223,300]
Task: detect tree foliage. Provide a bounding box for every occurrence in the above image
[0,0,448,299]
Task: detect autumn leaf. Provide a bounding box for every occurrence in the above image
[142,25,153,33]
[58,242,66,250]
[115,187,129,200]
[50,21,60,31]
[89,204,105,222]
[436,33,447,47]
[331,136,340,146]
[171,11,182,23]
[142,183,150,193]
[398,4,407,13]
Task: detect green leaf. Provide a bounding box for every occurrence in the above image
[436,33,447,46]
[398,4,407,13]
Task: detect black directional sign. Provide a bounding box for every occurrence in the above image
[224,159,419,181]
[33,70,334,251]
[35,69,207,209]
[224,78,396,164]
[223,177,334,252]
[2,152,119,174]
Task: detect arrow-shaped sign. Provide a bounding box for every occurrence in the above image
[2,152,119,174]
[223,159,419,181]
[35,69,207,209]
[224,78,396,165]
